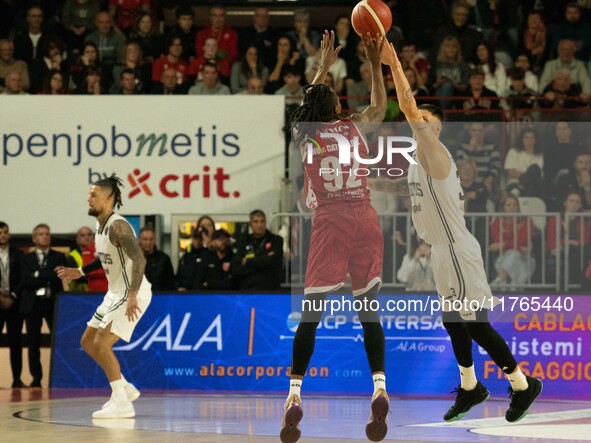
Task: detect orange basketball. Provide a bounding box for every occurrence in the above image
[351,0,392,37]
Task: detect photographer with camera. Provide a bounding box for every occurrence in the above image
[176,215,215,292]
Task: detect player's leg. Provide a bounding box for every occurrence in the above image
[442,310,490,421]
[281,291,327,443]
[465,309,542,422]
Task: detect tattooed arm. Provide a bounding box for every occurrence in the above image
[380,40,450,180]
[110,219,146,321]
[367,177,410,195]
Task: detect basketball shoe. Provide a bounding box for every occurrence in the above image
[444,381,490,422]
[92,399,135,419]
[280,394,303,443]
[505,376,543,422]
[365,389,389,442]
[102,383,140,409]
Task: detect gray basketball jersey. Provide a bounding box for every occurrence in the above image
[407,144,469,245]
[95,213,150,293]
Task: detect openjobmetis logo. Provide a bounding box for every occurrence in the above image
[128,169,153,199]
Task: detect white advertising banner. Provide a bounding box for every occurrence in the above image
[0,96,285,233]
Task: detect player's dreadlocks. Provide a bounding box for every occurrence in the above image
[290,84,346,144]
[93,174,124,209]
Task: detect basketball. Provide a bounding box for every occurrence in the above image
[351,0,392,37]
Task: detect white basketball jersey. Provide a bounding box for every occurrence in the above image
[95,213,151,293]
[407,143,469,245]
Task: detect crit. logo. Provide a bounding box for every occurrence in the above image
[128,169,153,199]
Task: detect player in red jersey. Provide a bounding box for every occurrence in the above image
[280,31,389,443]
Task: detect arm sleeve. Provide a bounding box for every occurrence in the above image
[81,258,103,274]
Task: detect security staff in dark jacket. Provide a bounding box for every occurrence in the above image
[176,228,209,291]
[17,223,67,388]
[138,226,175,291]
[0,221,25,388]
[231,210,284,290]
[200,229,234,290]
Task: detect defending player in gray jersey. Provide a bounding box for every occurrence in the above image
[58,174,152,419]
[367,39,542,425]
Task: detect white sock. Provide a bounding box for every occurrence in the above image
[120,373,128,386]
[507,366,528,391]
[459,364,477,390]
[372,373,386,394]
[110,379,127,401]
[288,378,302,399]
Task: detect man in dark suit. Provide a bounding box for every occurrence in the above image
[0,221,25,388]
[17,223,67,388]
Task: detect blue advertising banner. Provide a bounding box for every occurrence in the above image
[50,293,591,399]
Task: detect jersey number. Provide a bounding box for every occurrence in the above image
[320,156,362,192]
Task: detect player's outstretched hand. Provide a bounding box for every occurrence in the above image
[380,40,399,68]
[125,294,142,322]
[317,30,342,71]
[362,33,384,64]
[56,266,82,281]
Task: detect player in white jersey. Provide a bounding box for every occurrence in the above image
[57,175,152,419]
[369,41,542,424]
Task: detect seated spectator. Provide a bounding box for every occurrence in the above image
[454,68,501,120]
[238,7,277,69]
[286,8,320,60]
[167,6,197,63]
[151,66,186,94]
[551,3,591,62]
[129,12,165,64]
[85,12,125,71]
[111,68,140,94]
[521,10,547,75]
[40,69,68,94]
[430,36,469,110]
[396,236,436,292]
[305,46,347,95]
[511,53,540,92]
[539,39,590,95]
[1,71,27,95]
[456,122,502,201]
[489,195,537,287]
[0,39,30,93]
[401,66,430,105]
[200,229,235,290]
[504,67,538,120]
[333,14,359,70]
[195,6,238,67]
[75,66,103,94]
[474,42,507,96]
[139,226,175,291]
[399,39,429,88]
[345,39,367,86]
[547,191,591,287]
[61,0,100,55]
[230,45,269,94]
[29,36,68,94]
[176,215,215,291]
[13,6,50,65]
[266,35,305,94]
[236,77,264,95]
[540,69,587,110]
[346,61,372,112]
[188,62,230,95]
[187,36,231,84]
[458,157,489,246]
[504,128,544,197]
[152,35,188,88]
[432,2,482,65]
[108,0,149,35]
[68,41,101,91]
[231,209,283,290]
[543,120,581,191]
[555,150,591,208]
[274,65,304,105]
[111,42,150,93]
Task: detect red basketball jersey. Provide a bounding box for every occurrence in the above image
[302,119,371,208]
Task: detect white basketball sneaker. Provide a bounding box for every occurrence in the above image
[102,383,140,409]
[93,399,135,419]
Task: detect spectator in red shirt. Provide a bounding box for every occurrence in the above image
[108,0,150,34]
[194,6,238,66]
[188,36,231,84]
[152,34,187,86]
